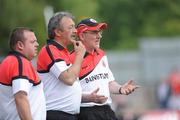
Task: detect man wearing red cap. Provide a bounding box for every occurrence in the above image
[70,18,139,120]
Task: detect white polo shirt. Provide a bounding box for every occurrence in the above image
[70,48,115,107]
[0,51,46,120]
[37,40,82,114]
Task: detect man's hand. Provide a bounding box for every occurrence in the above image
[72,40,86,57]
[90,88,108,104]
[120,80,139,95]
[82,88,108,104]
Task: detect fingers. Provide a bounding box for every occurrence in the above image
[126,79,140,90]
[121,87,132,95]
[94,95,108,104]
[73,41,80,47]
[91,88,100,94]
[71,39,76,45]
[75,41,85,50]
[90,88,108,104]
[73,41,86,57]
[121,83,140,95]
[134,85,140,89]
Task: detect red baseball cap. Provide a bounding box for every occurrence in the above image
[76,18,107,35]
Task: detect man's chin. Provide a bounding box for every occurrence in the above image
[69,39,75,43]
[95,45,100,48]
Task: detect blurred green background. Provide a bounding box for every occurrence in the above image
[1,0,180,55]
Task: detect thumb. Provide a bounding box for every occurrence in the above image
[71,40,77,46]
[134,85,140,89]
[127,80,133,85]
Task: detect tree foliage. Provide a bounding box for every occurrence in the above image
[97,0,180,50]
[0,0,98,55]
[0,0,180,55]
[0,0,46,55]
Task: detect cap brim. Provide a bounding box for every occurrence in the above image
[86,23,107,31]
[77,23,107,35]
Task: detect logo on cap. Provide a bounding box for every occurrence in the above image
[89,19,97,24]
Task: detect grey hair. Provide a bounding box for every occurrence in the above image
[48,11,75,39]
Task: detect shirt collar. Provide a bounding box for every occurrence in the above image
[84,49,99,58]
[47,39,65,51]
[8,51,28,60]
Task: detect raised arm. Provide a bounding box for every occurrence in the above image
[109,80,139,95]
[59,41,86,85]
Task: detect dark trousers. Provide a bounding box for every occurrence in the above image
[78,105,118,120]
[47,110,78,120]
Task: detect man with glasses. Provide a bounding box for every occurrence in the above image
[70,18,139,120]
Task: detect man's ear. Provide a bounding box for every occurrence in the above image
[54,29,61,37]
[16,41,24,50]
[79,33,85,41]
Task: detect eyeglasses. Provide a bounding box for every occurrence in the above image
[83,30,103,35]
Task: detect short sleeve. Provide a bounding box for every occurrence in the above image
[50,61,70,79]
[12,78,32,95]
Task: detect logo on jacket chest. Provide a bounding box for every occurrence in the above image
[84,73,109,83]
